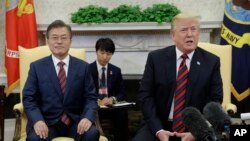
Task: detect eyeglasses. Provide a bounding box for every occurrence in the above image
[49,36,70,42]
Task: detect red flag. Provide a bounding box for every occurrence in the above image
[5,0,38,96]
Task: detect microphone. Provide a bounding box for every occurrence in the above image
[241,113,250,121]
[203,102,231,140]
[182,107,217,141]
[203,102,231,132]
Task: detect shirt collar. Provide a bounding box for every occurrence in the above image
[96,61,108,71]
[52,54,70,67]
[175,47,195,60]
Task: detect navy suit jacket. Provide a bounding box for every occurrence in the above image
[89,61,125,101]
[138,45,223,134]
[23,55,98,130]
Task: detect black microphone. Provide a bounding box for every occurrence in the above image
[203,102,231,132]
[182,107,217,141]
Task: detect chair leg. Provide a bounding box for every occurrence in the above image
[0,85,5,141]
[13,110,21,141]
[95,112,105,136]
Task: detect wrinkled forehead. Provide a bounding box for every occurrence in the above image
[172,18,200,30]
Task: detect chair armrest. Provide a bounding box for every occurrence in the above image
[99,136,108,141]
[224,103,237,116]
[13,102,24,114]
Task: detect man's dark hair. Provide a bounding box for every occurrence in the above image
[95,38,115,54]
[46,20,72,39]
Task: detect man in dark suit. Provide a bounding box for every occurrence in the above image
[133,13,223,141]
[23,20,99,141]
[89,38,128,141]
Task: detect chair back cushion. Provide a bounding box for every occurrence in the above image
[198,42,232,108]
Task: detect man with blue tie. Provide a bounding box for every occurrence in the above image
[89,38,128,141]
[132,12,223,141]
[23,20,99,141]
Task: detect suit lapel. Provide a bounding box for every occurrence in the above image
[107,64,112,91]
[186,48,202,104]
[166,47,178,101]
[65,56,76,98]
[92,61,99,90]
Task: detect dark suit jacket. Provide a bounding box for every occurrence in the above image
[138,45,223,134]
[89,61,125,101]
[23,55,98,130]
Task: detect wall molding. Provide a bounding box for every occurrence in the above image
[37,21,222,31]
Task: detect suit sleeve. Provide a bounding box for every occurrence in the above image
[81,64,99,122]
[209,57,223,103]
[23,63,45,125]
[138,52,164,134]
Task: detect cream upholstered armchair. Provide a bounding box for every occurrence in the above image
[13,46,107,141]
[198,42,237,114]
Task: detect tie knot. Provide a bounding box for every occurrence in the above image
[181,54,188,60]
[102,67,106,71]
[58,61,65,68]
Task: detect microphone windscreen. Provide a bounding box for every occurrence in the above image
[182,107,216,141]
[203,102,231,132]
[241,113,250,120]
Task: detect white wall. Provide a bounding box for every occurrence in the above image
[34,0,225,24]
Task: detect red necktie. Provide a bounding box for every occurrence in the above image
[58,61,66,94]
[172,54,188,132]
[58,61,70,125]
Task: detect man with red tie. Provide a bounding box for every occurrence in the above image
[133,13,223,141]
[23,20,99,141]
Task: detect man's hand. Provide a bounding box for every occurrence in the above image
[175,132,195,141]
[157,130,175,141]
[77,118,92,135]
[34,120,48,139]
[98,97,113,106]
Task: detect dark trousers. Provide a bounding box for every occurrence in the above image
[99,109,128,141]
[132,122,181,141]
[26,120,100,141]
